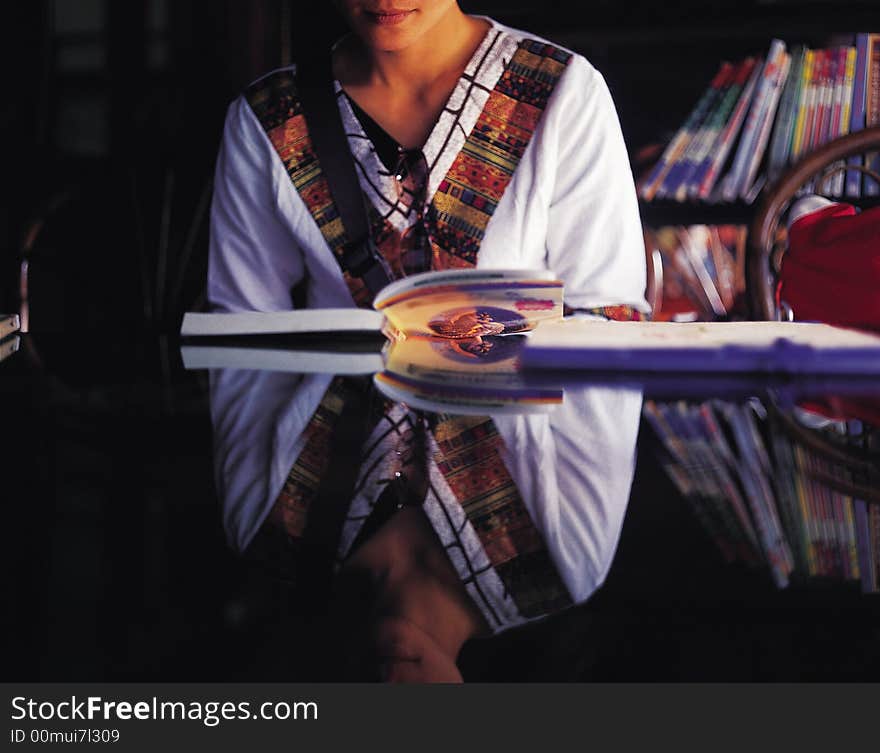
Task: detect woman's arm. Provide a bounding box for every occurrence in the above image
[207,96,307,313]
[544,56,649,314]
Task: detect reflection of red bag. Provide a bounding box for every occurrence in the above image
[778,202,880,331]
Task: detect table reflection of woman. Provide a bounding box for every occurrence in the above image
[207,0,648,681]
[211,369,642,681]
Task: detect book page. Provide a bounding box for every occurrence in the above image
[180,308,384,336]
[376,269,563,339]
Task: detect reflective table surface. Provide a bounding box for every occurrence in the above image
[4,333,879,681]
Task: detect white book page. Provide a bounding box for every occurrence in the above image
[180,308,384,336]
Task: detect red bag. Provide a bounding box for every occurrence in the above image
[778,200,880,423]
[778,202,880,331]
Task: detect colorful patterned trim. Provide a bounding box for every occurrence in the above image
[431,41,572,268]
[265,377,351,539]
[245,38,572,297]
[564,305,649,321]
[431,414,572,618]
[245,72,372,307]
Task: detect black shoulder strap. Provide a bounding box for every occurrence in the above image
[295,57,392,294]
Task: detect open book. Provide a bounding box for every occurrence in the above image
[180,268,564,374]
[181,269,880,378]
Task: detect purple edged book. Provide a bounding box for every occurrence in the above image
[521,320,880,375]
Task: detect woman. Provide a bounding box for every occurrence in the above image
[208,1,647,681]
[208,1,648,316]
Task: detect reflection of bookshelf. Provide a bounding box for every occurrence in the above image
[643,396,880,593]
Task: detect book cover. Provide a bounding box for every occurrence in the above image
[830,47,849,145]
[846,34,870,198]
[842,493,860,581]
[864,33,880,196]
[640,62,734,202]
[676,226,727,316]
[722,39,787,202]
[815,48,836,149]
[697,58,762,201]
[767,45,807,184]
[802,48,824,157]
[678,402,753,562]
[853,499,875,592]
[767,422,809,574]
[831,46,858,197]
[699,401,762,558]
[658,62,737,201]
[792,444,820,575]
[707,226,738,312]
[739,49,792,202]
[684,59,755,200]
[790,48,816,163]
[871,502,880,592]
[720,402,792,587]
[644,400,744,563]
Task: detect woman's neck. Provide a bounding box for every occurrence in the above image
[336,12,489,97]
[333,13,489,148]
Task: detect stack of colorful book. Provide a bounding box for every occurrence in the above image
[644,398,880,593]
[639,33,880,204]
[644,224,747,321]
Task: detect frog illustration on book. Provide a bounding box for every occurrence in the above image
[427,305,531,359]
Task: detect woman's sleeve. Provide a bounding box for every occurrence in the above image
[210,368,334,554]
[208,96,306,312]
[544,57,649,313]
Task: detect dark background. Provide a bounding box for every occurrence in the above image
[3,1,880,681]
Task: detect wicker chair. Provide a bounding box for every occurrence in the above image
[747,126,880,504]
[747,125,880,321]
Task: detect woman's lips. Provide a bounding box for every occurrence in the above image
[366,10,415,26]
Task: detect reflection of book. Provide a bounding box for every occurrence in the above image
[1,334,20,364]
[375,334,562,415]
[181,324,563,415]
[1,313,20,342]
[181,268,563,341]
[180,335,385,375]
[523,320,880,375]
